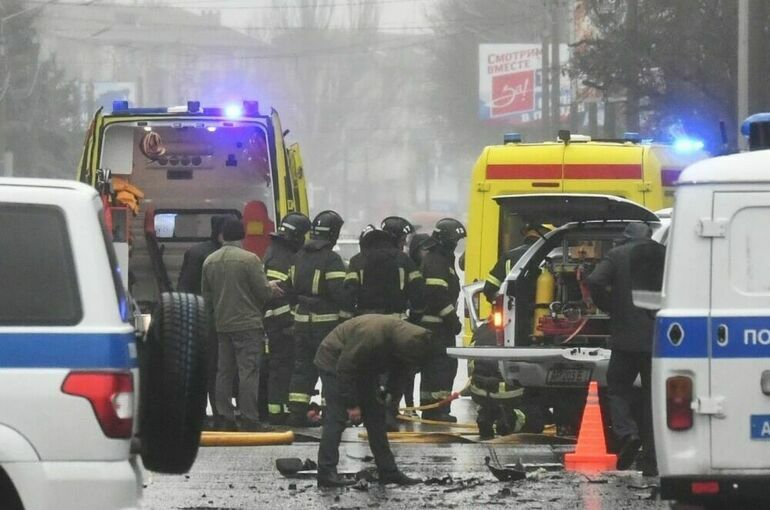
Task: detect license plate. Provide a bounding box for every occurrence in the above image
[750,415,770,440]
[546,367,592,385]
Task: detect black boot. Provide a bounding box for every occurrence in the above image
[616,435,642,470]
[423,410,457,423]
[379,471,421,486]
[317,472,355,488]
[477,420,495,440]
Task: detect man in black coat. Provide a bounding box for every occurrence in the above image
[586,222,664,476]
[177,215,227,422]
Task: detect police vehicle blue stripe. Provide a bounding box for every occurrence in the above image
[711,317,770,359]
[0,333,137,369]
[656,316,770,359]
[654,317,708,358]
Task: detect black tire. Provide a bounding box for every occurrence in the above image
[140,292,208,474]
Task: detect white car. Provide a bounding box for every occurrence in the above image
[0,178,207,510]
[448,194,662,422]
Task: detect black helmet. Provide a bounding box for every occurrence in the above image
[273,212,311,249]
[359,224,393,251]
[431,218,466,249]
[311,210,344,242]
[381,216,414,243]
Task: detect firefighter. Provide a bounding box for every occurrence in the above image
[287,210,352,427]
[418,218,465,422]
[263,212,311,425]
[470,319,545,439]
[345,220,425,430]
[483,225,545,303]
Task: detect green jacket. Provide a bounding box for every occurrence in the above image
[314,314,431,408]
[202,241,272,333]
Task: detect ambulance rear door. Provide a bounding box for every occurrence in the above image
[562,143,646,205]
[709,191,770,469]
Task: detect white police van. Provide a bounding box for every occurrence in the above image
[0,178,206,509]
[634,148,770,506]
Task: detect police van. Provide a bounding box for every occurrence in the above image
[0,178,206,509]
[634,147,770,506]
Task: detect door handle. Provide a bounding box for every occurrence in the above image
[716,324,728,347]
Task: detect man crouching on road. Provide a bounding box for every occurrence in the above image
[313,314,431,488]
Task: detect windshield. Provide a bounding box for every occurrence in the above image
[100,122,274,214]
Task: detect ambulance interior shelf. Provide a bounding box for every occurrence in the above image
[516,235,612,347]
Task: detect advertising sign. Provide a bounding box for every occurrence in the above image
[479,44,569,125]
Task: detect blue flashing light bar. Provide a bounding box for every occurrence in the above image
[224,103,244,119]
[109,100,261,117]
[673,137,705,153]
[503,132,522,144]
[741,113,770,136]
[623,131,642,143]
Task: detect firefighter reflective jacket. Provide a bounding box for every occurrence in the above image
[482,241,532,303]
[263,237,297,332]
[345,247,425,317]
[419,246,461,333]
[290,239,352,323]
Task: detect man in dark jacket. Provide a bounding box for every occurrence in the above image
[263,213,311,425]
[419,218,465,422]
[287,210,353,427]
[177,215,227,422]
[314,314,431,487]
[586,222,664,475]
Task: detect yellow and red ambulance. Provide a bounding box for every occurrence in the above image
[464,131,708,335]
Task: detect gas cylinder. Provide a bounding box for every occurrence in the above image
[532,267,555,337]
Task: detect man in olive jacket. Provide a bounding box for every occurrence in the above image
[202,218,282,432]
[313,314,431,487]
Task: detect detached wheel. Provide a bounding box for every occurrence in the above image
[140,292,207,474]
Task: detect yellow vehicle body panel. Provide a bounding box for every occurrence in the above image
[464,140,707,343]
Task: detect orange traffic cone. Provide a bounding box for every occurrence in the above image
[564,380,617,472]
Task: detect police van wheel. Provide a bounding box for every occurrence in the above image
[140,292,208,474]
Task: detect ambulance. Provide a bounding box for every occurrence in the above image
[78,100,309,309]
[464,131,708,337]
[634,122,770,505]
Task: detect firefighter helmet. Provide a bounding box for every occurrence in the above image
[380,216,414,243]
[431,218,466,249]
[359,224,393,251]
[311,210,344,242]
[272,212,311,249]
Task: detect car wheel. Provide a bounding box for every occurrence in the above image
[140,292,208,474]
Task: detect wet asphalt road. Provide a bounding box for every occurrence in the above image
[141,400,667,510]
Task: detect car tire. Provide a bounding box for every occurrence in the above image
[140,292,208,474]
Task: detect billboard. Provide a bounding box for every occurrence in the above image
[479,44,570,124]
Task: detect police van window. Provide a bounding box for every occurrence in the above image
[0,204,82,325]
[99,211,130,322]
[729,207,770,295]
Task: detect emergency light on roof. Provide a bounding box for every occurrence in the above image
[741,113,770,151]
[623,132,642,143]
[225,104,244,119]
[110,99,261,117]
[503,133,522,144]
[673,137,705,153]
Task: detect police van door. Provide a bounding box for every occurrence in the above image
[709,191,770,469]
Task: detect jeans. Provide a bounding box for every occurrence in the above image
[317,371,398,478]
